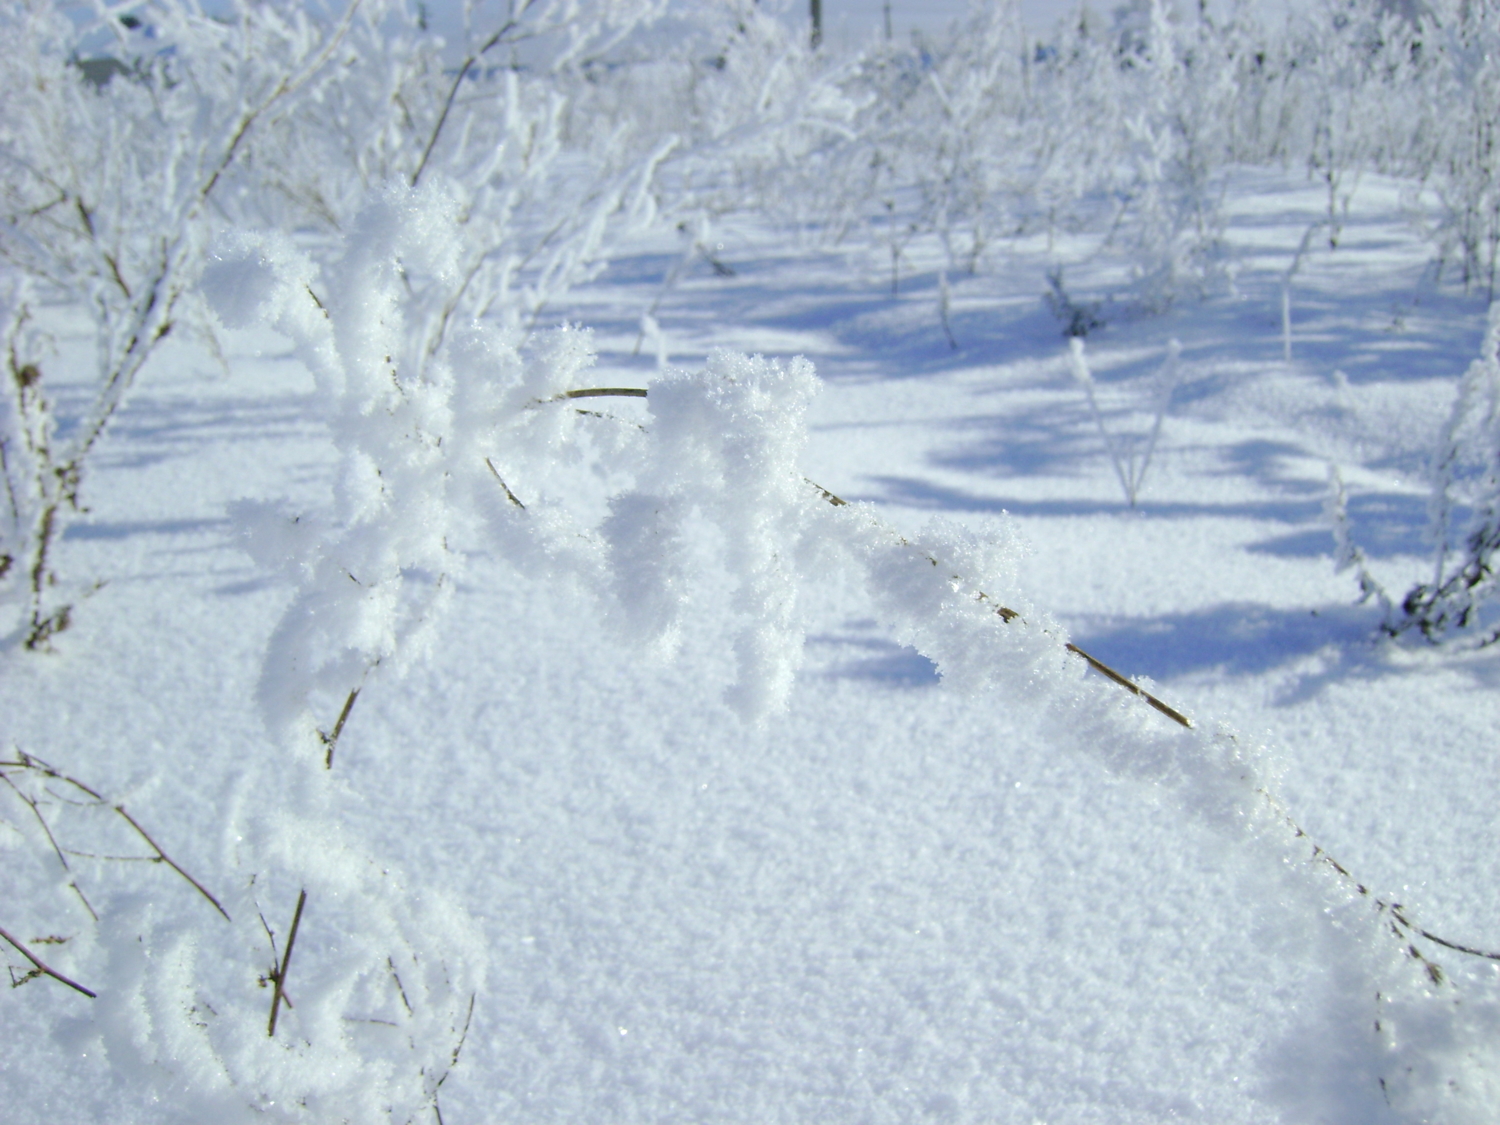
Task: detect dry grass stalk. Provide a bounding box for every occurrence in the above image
[0,750,230,921]
[431,991,476,1125]
[320,688,361,770]
[0,924,95,998]
[484,458,526,510]
[267,888,307,1037]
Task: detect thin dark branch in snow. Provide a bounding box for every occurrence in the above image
[0,751,229,921]
[411,13,526,188]
[1063,643,1192,728]
[388,957,413,1015]
[430,991,477,1124]
[485,458,526,509]
[0,924,95,999]
[559,387,649,400]
[0,769,98,921]
[320,687,361,770]
[1256,788,1500,974]
[112,806,232,922]
[267,889,307,1037]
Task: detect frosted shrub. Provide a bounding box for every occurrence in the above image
[0,745,484,1124]
[620,0,866,248]
[93,802,484,1124]
[0,0,690,651]
[0,0,362,648]
[1417,1,1500,297]
[213,183,829,727]
[891,1,1035,342]
[207,187,526,745]
[1068,335,1180,507]
[1391,301,1500,641]
[1114,0,1233,310]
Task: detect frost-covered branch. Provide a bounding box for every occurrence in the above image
[0,0,367,647]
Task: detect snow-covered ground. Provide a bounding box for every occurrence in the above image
[5,163,1500,1124]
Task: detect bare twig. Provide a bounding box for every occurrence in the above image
[320,688,361,770]
[254,905,294,1012]
[431,992,477,1125]
[1064,643,1193,728]
[558,387,648,400]
[412,12,528,188]
[0,771,98,921]
[484,458,526,509]
[1,752,229,920]
[388,957,413,1015]
[113,806,231,921]
[268,889,307,1037]
[0,924,95,998]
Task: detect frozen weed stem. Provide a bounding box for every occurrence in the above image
[1067,336,1179,508]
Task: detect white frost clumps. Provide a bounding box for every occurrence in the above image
[206,186,502,745]
[604,349,823,719]
[93,834,484,1125]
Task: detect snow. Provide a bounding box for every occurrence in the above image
[6,6,1500,1116]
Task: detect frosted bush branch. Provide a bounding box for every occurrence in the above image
[1325,463,1393,619]
[532,362,1500,1008]
[0,0,364,647]
[1391,301,1500,640]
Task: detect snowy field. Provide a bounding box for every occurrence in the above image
[5,2,1500,1123]
[5,167,1500,1123]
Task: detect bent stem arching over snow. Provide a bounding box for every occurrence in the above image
[503,365,1500,1117]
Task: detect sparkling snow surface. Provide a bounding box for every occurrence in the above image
[4,169,1500,1123]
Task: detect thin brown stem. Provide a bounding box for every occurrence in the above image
[412,16,523,188]
[559,387,648,400]
[1064,643,1193,728]
[484,458,526,509]
[0,771,98,921]
[268,889,307,1037]
[3,752,228,921]
[0,924,96,998]
[112,806,231,921]
[431,992,477,1123]
[320,688,361,770]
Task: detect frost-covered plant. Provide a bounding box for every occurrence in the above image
[0,0,361,647]
[887,0,1030,342]
[612,0,866,244]
[1392,301,1500,641]
[0,742,484,1123]
[206,187,534,746]
[209,184,828,735]
[601,350,825,717]
[1067,336,1179,508]
[1279,218,1326,361]
[1414,0,1500,297]
[1113,0,1233,310]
